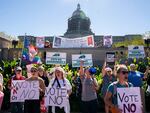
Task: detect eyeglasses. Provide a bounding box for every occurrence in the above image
[121,71,128,75]
[31,70,37,72]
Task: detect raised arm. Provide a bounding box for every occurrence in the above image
[102,61,106,77]
[79,61,84,78]
[144,66,150,79]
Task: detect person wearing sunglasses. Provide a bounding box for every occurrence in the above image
[24,66,46,113]
[104,65,133,113]
[9,66,25,113]
[101,63,116,113]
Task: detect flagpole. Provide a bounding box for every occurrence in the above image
[19,33,26,66]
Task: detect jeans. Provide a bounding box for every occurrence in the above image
[11,102,24,113]
[24,100,40,113]
[82,99,98,113]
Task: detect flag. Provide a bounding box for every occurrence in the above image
[21,36,41,66]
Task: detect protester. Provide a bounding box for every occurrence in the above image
[8,66,25,113]
[79,61,99,113]
[44,40,51,48]
[104,65,132,113]
[72,69,82,112]
[48,66,72,113]
[147,69,150,94]
[24,66,46,113]
[128,63,149,87]
[101,65,116,113]
[38,66,49,87]
[0,67,3,92]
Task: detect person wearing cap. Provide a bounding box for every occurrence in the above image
[0,67,3,92]
[128,64,149,112]
[79,61,99,113]
[48,66,72,113]
[128,63,149,87]
[24,66,46,113]
[104,65,132,113]
[44,40,51,48]
[101,63,116,113]
[8,66,25,113]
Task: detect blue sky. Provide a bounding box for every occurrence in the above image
[0,0,150,37]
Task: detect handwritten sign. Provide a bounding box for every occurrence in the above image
[46,52,66,65]
[117,87,142,113]
[72,54,93,67]
[11,80,39,102]
[45,87,67,107]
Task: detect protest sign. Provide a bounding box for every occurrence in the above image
[106,52,115,62]
[128,45,145,58]
[72,54,93,67]
[53,35,94,48]
[103,35,113,47]
[36,37,45,48]
[117,87,142,113]
[45,87,67,107]
[11,80,39,102]
[46,52,66,65]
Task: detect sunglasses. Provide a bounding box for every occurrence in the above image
[16,70,21,72]
[31,70,37,72]
[121,71,128,75]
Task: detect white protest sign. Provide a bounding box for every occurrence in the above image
[45,87,67,107]
[53,35,94,48]
[103,35,113,47]
[128,45,145,58]
[46,52,66,65]
[36,37,45,48]
[11,80,39,102]
[117,87,142,113]
[106,52,115,62]
[72,54,93,67]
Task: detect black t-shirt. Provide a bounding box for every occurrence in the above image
[147,74,150,85]
[40,75,49,87]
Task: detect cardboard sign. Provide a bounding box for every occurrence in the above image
[11,80,39,102]
[72,54,93,67]
[128,45,145,58]
[46,52,66,65]
[117,87,142,113]
[45,87,67,107]
[53,35,94,48]
[36,37,45,48]
[103,35,113,47]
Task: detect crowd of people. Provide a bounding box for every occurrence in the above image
[0,59,150,113]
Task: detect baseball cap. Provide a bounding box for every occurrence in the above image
[16,66,22,71]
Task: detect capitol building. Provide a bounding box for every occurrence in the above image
[18,4,142,47]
